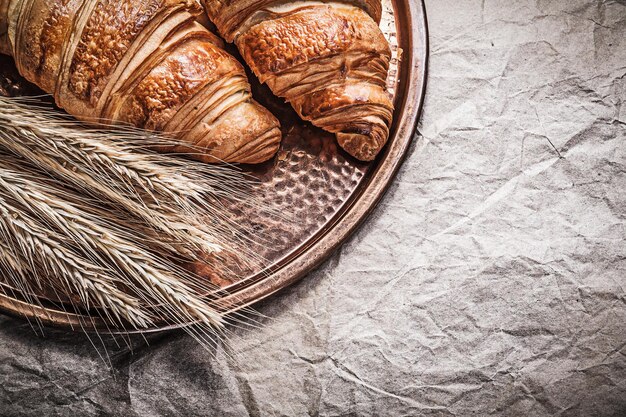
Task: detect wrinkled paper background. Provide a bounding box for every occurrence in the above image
[1,0,625,415]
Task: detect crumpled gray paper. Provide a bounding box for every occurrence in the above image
[1,0,625,415]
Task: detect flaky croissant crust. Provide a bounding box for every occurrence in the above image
[205,0,394,161]
[205,0,383,42]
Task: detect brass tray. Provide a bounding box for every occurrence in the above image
[0,0,428,331]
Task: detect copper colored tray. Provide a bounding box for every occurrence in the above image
[0,0,428,331]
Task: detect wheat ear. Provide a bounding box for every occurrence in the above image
[0,164,223,327]
[0,96,279,272]
[0,199,153,329]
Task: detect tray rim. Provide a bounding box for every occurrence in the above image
[0,0,430,332]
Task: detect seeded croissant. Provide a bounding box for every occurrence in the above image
[0,0,282,164]
[204,0,394,161]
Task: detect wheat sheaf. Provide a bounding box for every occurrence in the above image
[0,96,269,349]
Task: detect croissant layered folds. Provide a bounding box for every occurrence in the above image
[205,0,394,161]
[0,0,281,164]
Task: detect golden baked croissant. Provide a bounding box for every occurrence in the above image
[204,0,394,161]
[0,0,281,164]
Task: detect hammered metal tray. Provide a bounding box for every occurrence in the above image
[0,0,428,331]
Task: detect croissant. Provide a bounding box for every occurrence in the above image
[204,0,394,161]
[0,0,281,164]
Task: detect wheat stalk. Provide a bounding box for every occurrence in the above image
[0,231,153,330]
[0,98,230,257]
[0,193,153,329]
[0,95,284,351]
[0,162,223,327]
[0,97,280,260]
[0,97,281,271]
